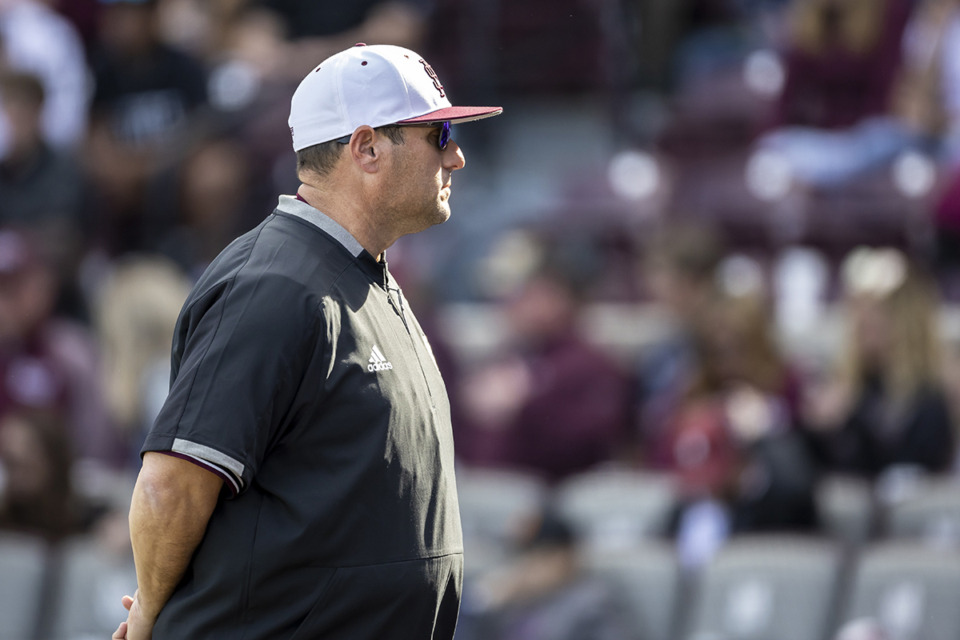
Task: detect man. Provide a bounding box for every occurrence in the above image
[113,43,501,640]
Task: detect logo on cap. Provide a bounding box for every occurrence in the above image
[419,59,445,98]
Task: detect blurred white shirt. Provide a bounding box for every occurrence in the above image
[0,0,90,149]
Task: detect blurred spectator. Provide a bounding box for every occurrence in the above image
[458,251,632,482]
[232,0,428,83]
[0,410,110,541]
[485,0,611,95]
[891,0,960,166]
[755,0,960,187]
[670,0,786,90]
[634,222,726,467]
[773,0,910,130]
[51,0,101,52]
[458,508,632,640]
[0,0,90,149]
[156,134,255,278]
[430,0,615,101]
[94,256,190,461]
[0,228,118,467]
[0,71,87,283]
[201,0,431,202]
[85,0,209,256]
[156,1,429,222]
[802,247,955,477]
[657,290,817,564]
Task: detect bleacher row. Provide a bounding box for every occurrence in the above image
[457,466,960,640]
[3,466,958,640]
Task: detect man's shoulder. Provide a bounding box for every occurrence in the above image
[190,213,361,305]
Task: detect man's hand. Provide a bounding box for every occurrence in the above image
[112,590,155,640]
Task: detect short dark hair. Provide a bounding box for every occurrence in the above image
[296,125,406,178]
[295,141,343,178]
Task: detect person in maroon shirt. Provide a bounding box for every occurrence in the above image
[773,0,913,130]
[0,228,117,466]
[458,257,632,482]
[753,0,918,187]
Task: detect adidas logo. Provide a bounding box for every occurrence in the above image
[367,344,394,372]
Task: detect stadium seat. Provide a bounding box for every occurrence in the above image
[838,542,960,640]
[684,535,843,640]
[883,476,960,545]
[0,532,47,640]
[47,535,138,640]
[585,541,682,640]
[455,466,549,574]
[816,475,876,546]
[555,468,678,551]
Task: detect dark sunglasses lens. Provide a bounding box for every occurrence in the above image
[439,122,450,150]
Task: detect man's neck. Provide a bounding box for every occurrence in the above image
[295,183,389,260]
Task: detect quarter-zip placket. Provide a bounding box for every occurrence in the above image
[380,265,440,412]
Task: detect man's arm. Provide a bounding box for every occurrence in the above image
[114,452,224,640]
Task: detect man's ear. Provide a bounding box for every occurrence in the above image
[348,126,381,174]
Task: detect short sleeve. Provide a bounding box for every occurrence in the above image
[142,272,322,494]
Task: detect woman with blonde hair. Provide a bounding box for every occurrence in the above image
[95,256,192,449]
[803,248,954,476]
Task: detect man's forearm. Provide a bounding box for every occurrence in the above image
[129,453,223,621]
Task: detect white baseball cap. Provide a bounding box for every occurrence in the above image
[288,43,502,151]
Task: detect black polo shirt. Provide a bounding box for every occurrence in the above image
[142,195,463,639]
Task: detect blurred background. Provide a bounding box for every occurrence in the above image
[2,0,960,638]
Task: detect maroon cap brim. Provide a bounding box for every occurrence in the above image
[397,105,503,125]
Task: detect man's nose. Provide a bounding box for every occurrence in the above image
[445,139,465,171]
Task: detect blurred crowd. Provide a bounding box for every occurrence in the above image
[3,0,960,638]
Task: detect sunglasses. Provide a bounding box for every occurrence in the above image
[336,121,451,150]
[431,121,452,150]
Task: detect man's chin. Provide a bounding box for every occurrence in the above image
[408,206,451,235]
[434,202,452,225]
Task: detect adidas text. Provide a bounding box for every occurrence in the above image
[368,344,393,372]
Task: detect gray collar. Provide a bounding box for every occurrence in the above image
[275,195,364,258]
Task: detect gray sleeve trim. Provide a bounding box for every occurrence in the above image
[171,438,246,482]
[162,451,242,496]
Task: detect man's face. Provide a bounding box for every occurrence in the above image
[381,124,465,236]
